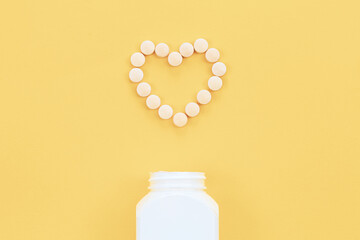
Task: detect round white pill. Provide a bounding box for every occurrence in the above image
[129,68,144,83]
[158,105,173,119]
[146,95,161,109]
[140,40,155,55]
[173,113,188,127]
[185,102,200,117]
[168,52,183,66]
[212,62,227,76]
[197,89,211,104]
[131,52,145,67]
[205,48,220,62]
[155,43,170,57]
[179,42,194,57]
[136,82,151,97]
[208,76,223,91]
[194,38,208,53]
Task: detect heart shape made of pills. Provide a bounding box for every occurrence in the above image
[129,39,227,127]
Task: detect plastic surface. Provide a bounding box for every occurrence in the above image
[136,172,219,240]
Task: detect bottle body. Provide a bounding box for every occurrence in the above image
[136,172,219,240]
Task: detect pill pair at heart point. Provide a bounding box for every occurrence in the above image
[158,105,187,128]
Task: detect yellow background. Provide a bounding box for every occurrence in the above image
[0,0,359,239]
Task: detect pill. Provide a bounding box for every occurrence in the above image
[185,102,200,117]
[168,52,183,66]
[155,43,170,57]
[129,68,144,83]
[146,95,161,109]
[197,89,211,104]
[179,42,194,57]
[158,105,173,119]
[212,62,226,76]
[194,38,208,53]
[208,76,223,91]
[140,40,155,55]
[173,113,188,127]
[205,48,220,62]
[137,82,151,97]
[131,52,145,67]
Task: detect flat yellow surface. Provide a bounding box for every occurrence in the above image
[0,0,359,239]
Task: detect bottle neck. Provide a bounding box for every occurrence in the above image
[149,172,206,191]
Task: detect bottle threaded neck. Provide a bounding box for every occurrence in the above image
[149,171,206,190]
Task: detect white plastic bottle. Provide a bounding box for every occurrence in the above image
[136,171,219,240]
